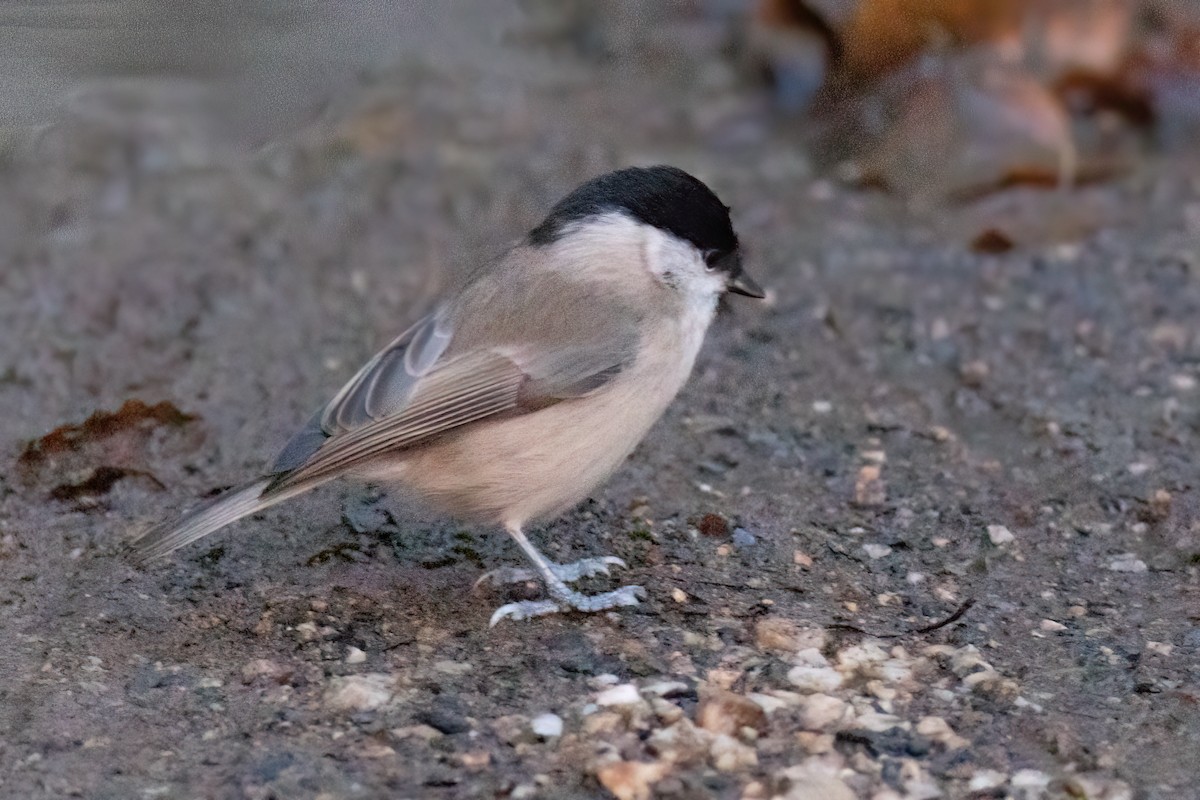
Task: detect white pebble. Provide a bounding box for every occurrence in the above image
[863,543,893,560]
[323,674,394,712]
[1039,619,1067,632]
[345,647,367,664]
[642,680,690,697]
[987,525,1015,545]
[853,710,904,732]
[793,648,831,667]
[811,400,833,414]
[595,683,641,706]
[1170,373,1196,391]
[1108,554,1148,573]
[747,693,789,714]
[787,665,844,693]
[969,770,1007,791]
[530,712,563,738]
[1011,769,1052,790]
[709,733,757,772]
[796,694,847,730]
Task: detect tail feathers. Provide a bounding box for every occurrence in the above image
[129,477,301,564]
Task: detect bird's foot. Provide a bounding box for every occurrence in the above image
[475,556,626,589]
[489,584,645,627]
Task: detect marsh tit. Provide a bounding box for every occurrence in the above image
[131,165,765,625]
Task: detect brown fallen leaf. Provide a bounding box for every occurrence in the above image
[971,227,1015,253]
[696,513,730,537]
[49,465,165,503]
[831,0,1131,84]
[20,399,196,467]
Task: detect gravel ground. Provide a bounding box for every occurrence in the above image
[1,6,1198,799]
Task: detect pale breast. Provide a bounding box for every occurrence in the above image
[397,306,714,526]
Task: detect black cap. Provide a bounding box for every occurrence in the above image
[530,166,736,254]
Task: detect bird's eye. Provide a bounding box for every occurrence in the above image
[703,250,720,271]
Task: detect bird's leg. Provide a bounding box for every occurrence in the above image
[488,523,645,626]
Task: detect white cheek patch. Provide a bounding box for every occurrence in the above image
[642,226,724,298]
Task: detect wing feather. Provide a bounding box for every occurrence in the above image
[324,310,451,432]
[267,257,641,493]
[267,351,526,493]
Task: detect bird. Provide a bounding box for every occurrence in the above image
[130,165,765,625]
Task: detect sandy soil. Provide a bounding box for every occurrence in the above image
[1,5,1197,799]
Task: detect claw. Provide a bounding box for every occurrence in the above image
[553,555,626,582]
[489,599,562,626]
[474,566,537,589]
[488,584,646,627]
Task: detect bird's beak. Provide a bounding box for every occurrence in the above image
[727,265,765,299]
[712,251,766,298]
[728,272,765,298]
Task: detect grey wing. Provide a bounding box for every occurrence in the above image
[270,309,452,472]
[266,294,638,493]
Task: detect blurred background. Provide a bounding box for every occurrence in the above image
[6,0,1200,258]
[7,0,1200,241]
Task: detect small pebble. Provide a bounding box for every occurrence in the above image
[324,674,394,712]
[863,543,892,560]
[345,647,367,664]
[1170,373,1196,391]
[530,713,563,738]
[595,760,671,800]
[987,525,1015,545]
[1011,769,1052,790]
[241,659,286,684]
[915,716,968,749]
[732,528,757,548]
[796,693,847,730]
[643,681,690,698]
[294,621,320,641]
[754,618,803,653]
[1146,641,1174,656]
[709,733,757,771]
[696,689,767,735]
[788,663,844,694]
[960,359,990,387]
[595,684,641,707]
[1108,554,1148,573]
